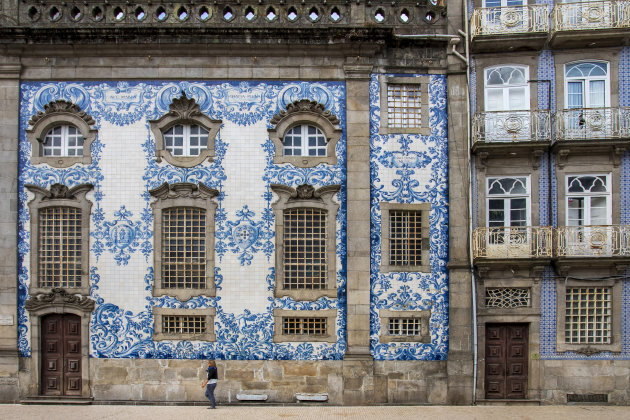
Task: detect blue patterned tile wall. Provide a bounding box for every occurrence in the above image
[368,74,449,360]
[620,47,630,107]
[18,80,348,360]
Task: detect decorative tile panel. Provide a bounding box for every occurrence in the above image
[18,80,347,360]
[369,74,449,360]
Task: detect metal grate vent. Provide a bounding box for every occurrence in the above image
[567,393,608,404]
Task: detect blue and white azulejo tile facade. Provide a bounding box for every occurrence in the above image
[368,74,450,360]
[18,80,348,360]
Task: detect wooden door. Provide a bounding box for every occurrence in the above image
[41,314,82,396]
[485,323,528,399]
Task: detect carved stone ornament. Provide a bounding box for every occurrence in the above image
[167,92,203,120]
[149,182,219,200]
[270,183,341,203]
[25,288,95,313]
[28,100,95,127]
[270,99,340,126]
[574,346,605,357]
[25,183,93,201]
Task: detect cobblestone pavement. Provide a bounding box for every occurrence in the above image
[2,404,630,420]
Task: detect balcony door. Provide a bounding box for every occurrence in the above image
[564,174,613,255]
[484,66,531,142]
[564,61,610,139]
[482,0,528,33]
[486,176,530,257]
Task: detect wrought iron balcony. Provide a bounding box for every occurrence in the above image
[472,110,552,144]
[554,107,630,142]
[551,0,630,32]
[473,226,553,259]
[471,5,550,37]
[556,225,630,257]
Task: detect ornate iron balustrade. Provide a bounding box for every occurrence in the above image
[556,225,630,257]
[473,226,553,259]
[471,5,550,36]
[472,110,552,144]
[551,0,630,32]
[554,107,630,141]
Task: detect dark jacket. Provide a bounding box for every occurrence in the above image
[206,366,218,381]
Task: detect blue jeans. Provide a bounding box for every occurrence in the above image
[205,383,217,407]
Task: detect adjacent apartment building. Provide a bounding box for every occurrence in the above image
[0,0,627,406]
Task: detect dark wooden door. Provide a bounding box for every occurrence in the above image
[41,314,82,396]
[485,323,528,399]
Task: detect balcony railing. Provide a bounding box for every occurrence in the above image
[472,110,552,144]
[473,226,553,259]
[551,0,630,32]
[554,107,630,141]
[471,5,550,36]
[556,225,630,257]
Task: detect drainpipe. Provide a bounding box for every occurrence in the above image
[462,0,478,406]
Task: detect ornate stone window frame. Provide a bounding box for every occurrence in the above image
[556,277,622,354]
[152,307,216,341]
[380,202,430,273]
[25,183,93,296]
[24,289,95,398]
[272,309,337,343]
[149,93,222,168]
[149,182,219,301]
[379,75,430,135]
[270,183,340,301]
[26,100,97,168]
[268,99,342,168]
[378,309,431,343]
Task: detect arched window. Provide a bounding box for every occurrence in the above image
[282,124,327,157]
[565,61,609,109]
[269,100,341,167]
[149,93,222,167]
[484,65,529,111]
[27,100,97,168]
[42,125,84,157]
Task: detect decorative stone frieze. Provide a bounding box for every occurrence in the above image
[25,288,95,313]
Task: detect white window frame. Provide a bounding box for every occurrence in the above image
[482,0,526,7]
[565,174,611,227]
[282,124,328,157]
[486,176,531,227]
[484,65,530,112]
[163,124,210,157]
[42,125,85,157]
[564,61,610,110]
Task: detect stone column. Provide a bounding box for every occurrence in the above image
[0,60,21,402]
[342,61,374,405]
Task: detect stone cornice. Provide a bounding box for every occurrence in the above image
[149,182,219,200]
[25,288,95,313]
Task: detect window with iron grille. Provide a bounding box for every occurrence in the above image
[380,203,430,272]
[565,287,611,344]
[153,307,216,341]
[379,76,430,135]
[388,318,422,336]
[387,84,423,129]
[485,287,531,308]
[38,206,83,288]
[163,315,206,335]
[283,208,327,290]
[282,317,327,336]
[378,309,431,343]
[26,183,93,295]
[162,207,206,290]
[389,209,423,266]
[150,182,218,301]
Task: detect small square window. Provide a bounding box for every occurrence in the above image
[379,309,431,343]
[153,307,216,341]
[273,309,337,343]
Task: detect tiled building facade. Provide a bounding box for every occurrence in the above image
[470,0,630,404]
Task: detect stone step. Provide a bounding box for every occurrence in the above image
[21,397,93,405]
[476,399,541,406]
